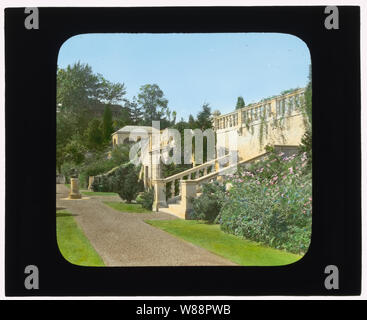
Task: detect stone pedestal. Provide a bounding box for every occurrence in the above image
[69,178,82,199]
[88,176,94,191]
[152,179,167,211]
[180,180,197,218]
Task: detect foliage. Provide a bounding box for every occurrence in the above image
[299,64,312,168]
[80,158,116,183]
[188,114,196,127]
[102,105,114,142]
[56,62,126,170]
[60,161,79,183]
[299,129,312,170]
[63,139,86,165]
[280,87,300,96]
[235,96,245,110]
[110,144,130,166]
[109,163,144,203]
[137,84,169,125]
[217,149,312,254]
[57,62,126,113]
[136,188,154,211]
[85,119,104,150]
[191,182,226,223]
[125,96,142,125]
[196,102,212,130]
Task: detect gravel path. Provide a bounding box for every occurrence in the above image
[56,184,235,266]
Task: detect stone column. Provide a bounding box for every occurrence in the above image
[152,179,167,211]
[69,178,82,199]
[237,110,242,126]
[88,176,94,191]
[180,180,197,219]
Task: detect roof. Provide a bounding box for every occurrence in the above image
[112,125,157,135]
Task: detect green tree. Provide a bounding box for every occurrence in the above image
[126,96,142,125]
[137,84,169,125]
[98,77,126,104]
[63,139,86,165]
[171,111,177,125]
[110,144,130,166]
[102,105,114,142]
[112,163,143,203]
[188,114,196,128]
[85,119,104,150]
[196,102,212,130]
[56,62,126,169]
[235,96,245,109]
[57,62,126,134]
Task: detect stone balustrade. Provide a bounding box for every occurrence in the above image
[152,151,268,217]
[214,88,305,131]
[152,153,234,212]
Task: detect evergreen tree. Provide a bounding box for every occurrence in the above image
[188,114,196,128]
[86,119,104,150]
[137,84,169,125]
[235,96,245,109]
[126,97,143,125]
[102,105,114,142]
[196,102,212,130]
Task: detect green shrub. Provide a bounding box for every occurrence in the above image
[60,161,80,184]
[136,188,154,210]
[191,182,226,223]
[92,175,113,192]
[110,163,144,203]
[218,150,312,254]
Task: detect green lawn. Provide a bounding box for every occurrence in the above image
[81,191,118,196]
[56,210,105,266]
[146,220,302,266]
[103,201,153,213]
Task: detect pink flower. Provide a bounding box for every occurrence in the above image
[289,167,294,174]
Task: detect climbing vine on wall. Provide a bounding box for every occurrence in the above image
[244,89,309,149]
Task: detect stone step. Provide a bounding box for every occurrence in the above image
[159,203,186,219]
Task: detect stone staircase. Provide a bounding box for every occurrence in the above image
[154,145,299,219]
[153,151,269,219]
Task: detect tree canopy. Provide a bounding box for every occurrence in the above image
[235,96,245,110]
[137,84,169,125]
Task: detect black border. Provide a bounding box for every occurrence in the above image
[5,6,361,296]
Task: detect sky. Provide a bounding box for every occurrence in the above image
[57,33,311,122]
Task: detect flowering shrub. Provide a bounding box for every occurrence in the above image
[217,148,312,254]
[191,182,226,223]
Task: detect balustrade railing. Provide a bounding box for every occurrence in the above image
[153,151,267,213]
[214,89,305,131]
